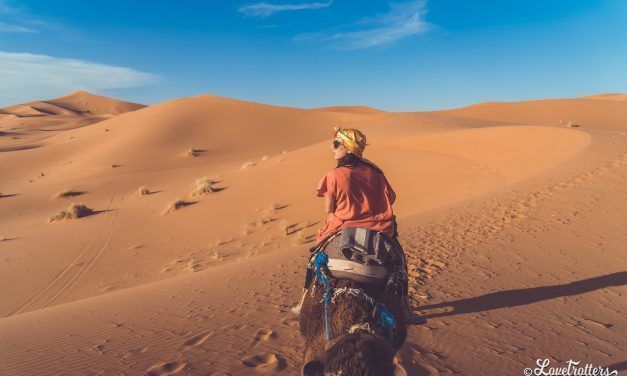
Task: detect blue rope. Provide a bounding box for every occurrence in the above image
[313,252,332,341]
[374,304,397,345]
[312,251,397,345]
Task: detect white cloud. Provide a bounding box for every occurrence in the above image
[295,0,430,50]
[0,0,67,34]
[0,20,36,33]
[0,51,157,106]
[239,1,332,18]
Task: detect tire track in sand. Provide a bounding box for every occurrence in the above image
[7,194,124,316]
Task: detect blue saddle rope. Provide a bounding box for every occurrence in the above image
[313,252,332,341]
[312,250,398,345]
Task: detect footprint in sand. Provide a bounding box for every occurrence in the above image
[122,345,148,359]
[241,352,286,370]
[146,361,186,375]
[182,330,214,347]
[250,328,277,347]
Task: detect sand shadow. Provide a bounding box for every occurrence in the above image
[56,191,85,198]
[0,194,19,198]
[144,190,163,195]
[417,271,627,320]
[189,148,208,155]
[91,209,114,216]
[304,221,320,228]
[212,186,228,193]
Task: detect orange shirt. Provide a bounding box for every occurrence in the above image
[315,162,397,244]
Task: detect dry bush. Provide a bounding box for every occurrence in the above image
[261,155,269,161]
[54,189,82,198]
[191,177,215,196]
[242,223,254,235]
[292,230,307,244]
[216,238,232,246]
[241,161,256,170]
[278,220,290,236]
[165,198,188,213]
[0,235,5,242]
[187,147,198,157]
[259,215,274,225]
[136,186,150,196]
[566,121,580,128]
[49,203,93,222]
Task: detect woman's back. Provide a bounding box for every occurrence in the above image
[315,161,397,243]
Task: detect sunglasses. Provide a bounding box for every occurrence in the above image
[333,140,342,149]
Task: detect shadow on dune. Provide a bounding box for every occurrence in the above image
[91,209,114,216]
[418,272,627,319]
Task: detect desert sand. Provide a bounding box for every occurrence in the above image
[0,91,625,375]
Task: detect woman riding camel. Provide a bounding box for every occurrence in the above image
[315,127,398,244]
[292,127,416,321]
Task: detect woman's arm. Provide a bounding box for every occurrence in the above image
[384,175,396,204]
[324,195,335,214]
[388,188,396,205]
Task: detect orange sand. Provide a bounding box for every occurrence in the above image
[0,91,625,375]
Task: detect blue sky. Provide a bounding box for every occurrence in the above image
[0,0,625,110]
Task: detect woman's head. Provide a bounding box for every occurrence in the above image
[333,127,367,158]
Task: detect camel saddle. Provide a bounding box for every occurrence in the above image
[317,227,406,284]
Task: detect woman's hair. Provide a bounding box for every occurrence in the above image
[337,153,384,174]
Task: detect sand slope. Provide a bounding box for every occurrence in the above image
[0,92,625,375]
[0,91,146,154]
[429,96,627,130]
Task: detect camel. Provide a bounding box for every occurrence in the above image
[299,260,408,376]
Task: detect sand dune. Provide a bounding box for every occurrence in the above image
[0,91,146,162]
[430,96,627,130]
[584,93,627,101]
[0,92,625,375]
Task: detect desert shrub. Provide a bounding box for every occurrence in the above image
[136,186,150,196]
[54,189,82,198]
[49,203,93,222]
[191,177,215,196]
[279,220,290,236]
[293,230,307,244]
[241,161,255,170]
[165,198,189,213]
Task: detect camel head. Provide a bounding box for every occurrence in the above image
[302,331,397,376]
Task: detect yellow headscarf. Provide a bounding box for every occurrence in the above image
[333,127,367,157]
